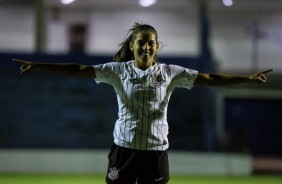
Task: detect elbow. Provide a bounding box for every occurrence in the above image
[195,73,215,86]
[79,65,95,78]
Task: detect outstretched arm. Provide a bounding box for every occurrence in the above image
[13,59,95,78]
[194,69,273,86]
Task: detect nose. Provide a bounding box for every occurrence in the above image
[142,43,149,50]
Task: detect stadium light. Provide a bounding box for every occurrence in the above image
[139,0,157,7]
[61,0,76,5]
[222,0,233,7]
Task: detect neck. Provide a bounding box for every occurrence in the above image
[134,60,155,71]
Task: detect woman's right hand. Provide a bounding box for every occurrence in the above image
[13,59,37,74]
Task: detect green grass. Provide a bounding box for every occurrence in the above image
[0,173,282,184]
[169,175,282,184]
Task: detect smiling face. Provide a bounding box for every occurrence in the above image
[130,31,159,70]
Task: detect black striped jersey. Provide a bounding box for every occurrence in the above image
[93,60,198,151]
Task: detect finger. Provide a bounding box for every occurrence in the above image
[260,80,266,84]
[12,59,30,64]
[261,69,273,74]
[260,74,266,81]
[21,69,30,74]
[21,66,31,74]
[257,75,266,84]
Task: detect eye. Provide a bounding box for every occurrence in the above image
[137,40,145,46]
[148,40,156,46]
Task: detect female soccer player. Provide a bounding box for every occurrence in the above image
[13,22,272,184]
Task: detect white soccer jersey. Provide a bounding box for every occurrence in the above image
[93,60,198,151]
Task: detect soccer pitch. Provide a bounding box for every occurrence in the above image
[0,174,282,184]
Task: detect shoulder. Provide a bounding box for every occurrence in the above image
[169,64,197,74]
[159,63,198,78]
[159,63,187,73]
[158,63,185,70]
[94,61,133,71]
[119,60,134,68]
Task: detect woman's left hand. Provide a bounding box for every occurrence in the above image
[250,69,273,84]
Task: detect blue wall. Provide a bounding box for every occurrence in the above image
[225,98,282,156]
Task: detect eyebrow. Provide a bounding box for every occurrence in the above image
[136,39,156,42]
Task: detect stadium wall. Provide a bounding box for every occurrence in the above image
[0,149,252,176]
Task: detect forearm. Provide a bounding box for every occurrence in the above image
[208,73,252,86]
[195,73,254,86]
[35,63,81,76]
[28,62,95,78]
[196,69,272,86]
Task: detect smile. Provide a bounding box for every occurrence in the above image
[141,52,150,56]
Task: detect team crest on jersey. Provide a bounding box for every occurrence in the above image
[108,167,120,180]
[149,73,164,88]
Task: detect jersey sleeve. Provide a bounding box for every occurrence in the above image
[168,64,198,89]
[93,62,121,85]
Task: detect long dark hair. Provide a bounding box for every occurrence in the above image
[113,22,160,62]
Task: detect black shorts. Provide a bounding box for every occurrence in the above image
[106,144,170,184]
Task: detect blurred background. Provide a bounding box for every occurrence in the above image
[0,0,282,177]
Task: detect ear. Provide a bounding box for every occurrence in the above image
[129,42,134,51]
[156,42,159,51]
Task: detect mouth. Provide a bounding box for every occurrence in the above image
[141,52,150,56]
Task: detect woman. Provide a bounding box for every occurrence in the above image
[13,22,272,184]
